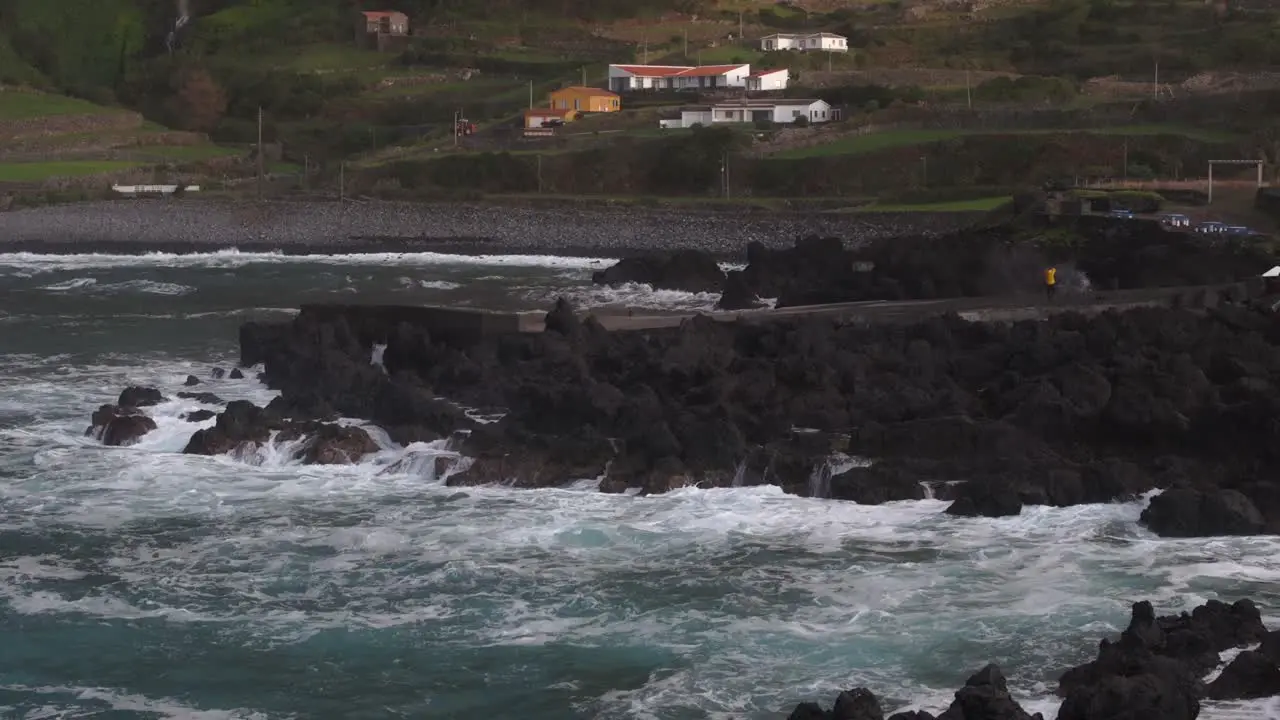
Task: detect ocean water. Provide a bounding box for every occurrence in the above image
[0,251,1278,720]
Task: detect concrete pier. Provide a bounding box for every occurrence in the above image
[294,278,1268,344]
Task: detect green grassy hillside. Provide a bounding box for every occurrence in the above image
[1,0,1277,204]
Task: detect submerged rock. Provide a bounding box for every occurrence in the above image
[229,368,245,379]
[183,374,201,386]
[86,404,157,447]
[177,391,224,405]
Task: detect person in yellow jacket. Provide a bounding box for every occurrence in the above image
[1044,266,1057,301]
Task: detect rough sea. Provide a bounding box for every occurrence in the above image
[0,250,1277,719]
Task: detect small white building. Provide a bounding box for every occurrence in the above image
[760,32,848,52]
[746,68,790,91]
[659,98,836,129]
[607,64,751,92]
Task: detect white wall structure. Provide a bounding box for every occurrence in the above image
[660,99,836,129]
[607,64,751,92]
[759,32,848,52]
[746,68,789,91]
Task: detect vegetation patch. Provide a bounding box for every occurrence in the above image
[0,90,119,120]
[0,160,142,182]
[851,196,1014,213]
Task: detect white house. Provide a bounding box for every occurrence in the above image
[746,68,789,91]
[607,64,751,92]
[659,99,836,129]
[759,32,848,52]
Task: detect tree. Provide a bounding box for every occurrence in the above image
[168,66,227,132]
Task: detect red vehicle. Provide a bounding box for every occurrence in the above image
[455,119,477,136]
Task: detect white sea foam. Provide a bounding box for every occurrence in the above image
[0,249,615,273]
[37,277,195,295]
[0,684,278,719]
[3,356,1280,719]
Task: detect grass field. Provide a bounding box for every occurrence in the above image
[0,160,142,182]
[775,125,1241,159]
[125,145,245,162]
[851,196,1013,212]
[0,91,118,120]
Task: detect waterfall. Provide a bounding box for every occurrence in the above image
[919,481,936,500]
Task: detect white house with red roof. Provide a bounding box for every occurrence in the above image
[607,64,752,92]
[746,68,789,91]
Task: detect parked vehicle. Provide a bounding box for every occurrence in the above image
[1225,225,1254,236]
[1158,213,1191,228]
[1195,222,1228,234]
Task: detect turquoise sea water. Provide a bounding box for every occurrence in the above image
[0,251,1277,720]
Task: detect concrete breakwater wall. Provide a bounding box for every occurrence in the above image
[275,278,1271,351]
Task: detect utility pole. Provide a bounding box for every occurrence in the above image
[1153,57,1159,100]
[256,106,263,200]
[966,68,972,110]
[683,29,688,58]
[738,11,743,40]
[528,80,533,109]
[827,51,832,72]
[453,109,459,147]
[581,66,586,86]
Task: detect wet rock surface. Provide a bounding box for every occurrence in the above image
[85,404,157,447]
[789,598,1277,720]
[591,250,726,293]
[236,292,1280,532]
[180,399,380,465]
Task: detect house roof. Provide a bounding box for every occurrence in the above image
[759,31,846,40]
[612,64,749,78]
[551,86,620,98]
[749,68,787,77]
[524,108,576,117]
[707,98,825,109]
[361,11,407,19]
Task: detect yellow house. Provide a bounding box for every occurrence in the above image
[548,86,621,113]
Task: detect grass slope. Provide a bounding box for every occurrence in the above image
[0,160,142,182]
[776,125,1241,158]
[0,90,121,120]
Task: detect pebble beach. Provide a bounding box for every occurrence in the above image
[0,198,978,257]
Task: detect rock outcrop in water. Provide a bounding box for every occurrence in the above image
[85,404,157,447]
[591,250,726,293]
[183,399,379,464]
[235,285,1280,534]
[788,664,1043,720]
[789,598,1280,720]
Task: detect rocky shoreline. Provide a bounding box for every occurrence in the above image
[790,598,1280,719]
[0,198,975,256]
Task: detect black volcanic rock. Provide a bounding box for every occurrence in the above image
[86,404,157,447]
[716,270,766,310]
[592,250,726,293]
[117,386,165,408]
[1140,486,1266,537]
[789,598,1276,720]
[231,294,1280,519]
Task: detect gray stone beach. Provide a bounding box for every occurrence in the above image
[0,199,977,257]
